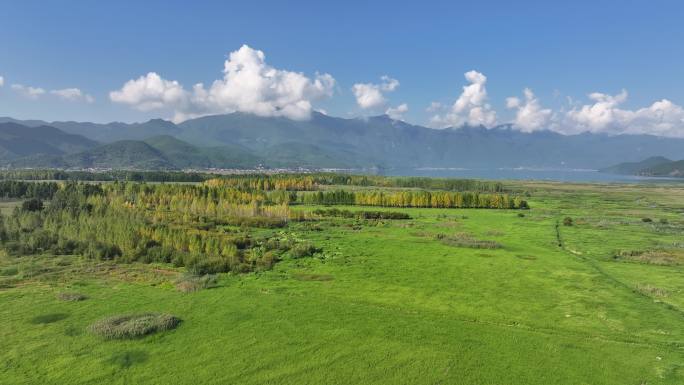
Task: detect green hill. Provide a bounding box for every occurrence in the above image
[63,140,174,169]
[144,135,261,169]
[640,159,684,177]
[0,122,97,160]
[599,156,673,175]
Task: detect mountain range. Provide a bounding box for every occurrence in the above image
[1,113,684,171]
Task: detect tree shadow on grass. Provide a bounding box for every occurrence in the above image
[108,350,149,369]
[30,313,69,324]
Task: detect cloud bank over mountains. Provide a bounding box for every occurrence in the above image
[4,45,684,137]
[110,45,336,122]
[428,72,684,137]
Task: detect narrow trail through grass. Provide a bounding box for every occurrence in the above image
[555,216,684,333]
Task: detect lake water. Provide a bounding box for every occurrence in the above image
[378,167,684,184]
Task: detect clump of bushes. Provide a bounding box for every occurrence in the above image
[641,217,653,223]
[562,217,573,226]
[635,283,670,297]
[289,242,321,258]
[84,242,122,260]
[88,313,180,339]
[57,292,88,301]
[175,274,218,293]
[312,208,410,220]
[614,249,682,266]
[438,232,502,249]
[224,216,287,228]
[21,198,44,212]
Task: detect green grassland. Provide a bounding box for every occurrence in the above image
[2,180,684,384]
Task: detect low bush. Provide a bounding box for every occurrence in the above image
[439,232,502,249]
[635,283,670,297]
[21,199,44,212]
[563,217,573,226]
[289,242,321,258]
[175,274,218,293]
[614,249,683,266]
[88,313,180,339]
[57,292,88,301]
[642,217,653,223]
[312,208,410,220]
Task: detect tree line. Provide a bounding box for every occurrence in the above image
[203,174,508,192]
[298,189,528,209]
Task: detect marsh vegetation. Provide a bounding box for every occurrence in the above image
[1,173,683,384]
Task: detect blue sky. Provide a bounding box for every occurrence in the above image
[2,0,684,136]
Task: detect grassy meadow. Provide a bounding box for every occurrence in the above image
[1,179,684,384]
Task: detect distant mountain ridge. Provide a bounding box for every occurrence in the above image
[2,113,684,170]
[601,156,684,177]
[0,122,97,160]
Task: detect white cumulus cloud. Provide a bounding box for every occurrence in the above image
[558,90,684,137]
[352,75,400,110]
[506,88,552,132]
[51,88,94,103]
[110,72,186,111]
[430,70,497,128]
[11,84,46,99]
[0,76,4,87]
[385,103,408,120]
[110,45,336,122]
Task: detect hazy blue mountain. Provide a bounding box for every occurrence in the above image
[4,113,684,170]
[176,113,684,169]
[600,156,673,175]
[0,117,180,142]
[12,136,266,170]
[0,122,98,160]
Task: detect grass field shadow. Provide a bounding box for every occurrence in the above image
[30,313,69,324]
[108,350,149,369]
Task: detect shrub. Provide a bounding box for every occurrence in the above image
[289,243,321,258]
[635,284,670,297]
[614,249,682,266]
[517,213,525,218]
[175,274,218,293]
[186,254,231,275]
[312,208,410,220]
[642,217,653,223]
[439,232,502,249]
[57,292,88,301]
[660,218,669,224]
[84,242,122,261]
[88,313,180,339]
[21,199,44,212]
[562,217,573,226]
